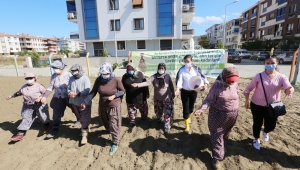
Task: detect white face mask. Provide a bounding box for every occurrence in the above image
[72,71,79,75]
[102,74,110,79]
[54,69,61,74]
[185,62,192,68]
[158,70,165,75]
[26,79,35,85]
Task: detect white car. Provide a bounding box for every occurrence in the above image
[275,52,297,64]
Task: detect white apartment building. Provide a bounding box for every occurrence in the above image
[18,34,48,53]
[205,24,219,48]
[216,24,224,46]
[58,37,82,52]
[225,18,242,49]
[0,32,21,55]
[66,0,195,56]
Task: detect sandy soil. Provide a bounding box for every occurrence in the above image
[0,77,299,170]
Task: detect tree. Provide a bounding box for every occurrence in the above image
[30,49,41,67]
[217,40,224,49]
[103,48,108,57]
[198,36,210,49]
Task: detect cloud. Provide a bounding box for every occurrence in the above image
[232,12,241,16]
[192,16,223,24]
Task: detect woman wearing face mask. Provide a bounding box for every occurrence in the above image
[244,55,294,150]
[82,62,125,155]
[41,60,76,138]
[68,64,91,144]
[121,63,149,128]
[175,55,209,133]
[132,63,175,133]
[194,67,240,169]
[6,72,51,141]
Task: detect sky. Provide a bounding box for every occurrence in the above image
[0,0,257,38]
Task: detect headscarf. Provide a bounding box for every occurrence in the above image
[155,63,167,89]
[70,64,84,79]
[50,60,67,70]
[24,72,37,81]
[125,62,138,78]
[219,67,239,86]
[99,62,115,83]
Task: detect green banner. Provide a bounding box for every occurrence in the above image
[132,50,226,78]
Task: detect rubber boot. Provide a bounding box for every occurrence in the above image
[188,113,192,124]
[81,129,88,144]
[184,119,190,133]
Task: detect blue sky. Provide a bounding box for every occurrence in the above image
[0,0,257,38]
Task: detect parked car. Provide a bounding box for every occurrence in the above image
[250,52,269,60]
[275,52,297,64]
[227,52,242,63]
[236,51,251,59]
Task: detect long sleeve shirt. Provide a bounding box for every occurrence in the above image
[198,81,239,113]
[45,71,72,98]
[68,75,91,106]
[12,83,47,104]
[176,66,209,90]
[84,77,125,108]
[244,72,293,107]
[137,74,175,101]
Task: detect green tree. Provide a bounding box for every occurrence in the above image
[103,48,108,57]
[217,40,224,49]
[198,36,210,49]
[30,49,41,67]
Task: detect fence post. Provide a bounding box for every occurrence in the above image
[86,52,90,77]
[13,55,19,76]
[128,51,131,62]
[291,45,300,85]
[289,48,298,82]
[48,53,54,75]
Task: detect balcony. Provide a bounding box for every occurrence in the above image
[286,30,292,35]
[278,0,286,5]
[182,5,194,23]
[261,22,266,26]
[182,29,194,35]
[67,11,77,23]
[262,8,267,13]
[251,12,257,18]
[183,0,194,7]
[243,17,248,22]
[276,15,285,22]
[70,31,79,40]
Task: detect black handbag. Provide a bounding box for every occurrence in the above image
[259,73,286,117]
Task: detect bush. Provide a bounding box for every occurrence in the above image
[103,48,108,57]
[112,63,118,71]
[30,50,41,67]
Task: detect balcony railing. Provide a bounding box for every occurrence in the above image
[67,11,77,20]
[251,12,257,18]
[286,30,292,35]
[182,6,195,13]
[261,22,266,26]
[182,29,194,35]
[276,15,285,22]
[243,17,248,22]
[262,8,267,13]
[183,0,194,7]
[278,0,286,5]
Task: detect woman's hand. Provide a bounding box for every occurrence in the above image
[193,110,202,116]
[200,84,208,91]
[245,101,250,109]
[131,83,138,88]
[108,95,116,101]
[175,89,180,96]
[35,97,42,102]
[41,97,47,104]
[284,87,294,98]
[6,95,12,100]
[69,92,77,98]
[81,103,86,111]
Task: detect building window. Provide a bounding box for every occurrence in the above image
[117,41,126,50]
[252,7,257,17]
[251,19,256,27]
[250,32,254,38]
[158,0,173,36]
[244,12,248,19]
[270,13,275,20]
[287,23,294,32]
[82,0,99,39]
[132,0,143,8]
[267,28,273,35]
[93,42,103,56]
[109,0,119,10]
[277,7,285,16]
[134,18,144,30]
[243,22,248,30]
[137,40,146,49]
[110,19,120,31]
[272,0,276,5]
[160,40,172,50]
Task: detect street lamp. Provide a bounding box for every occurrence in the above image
[110,0,118,63]
[223,0,238,49]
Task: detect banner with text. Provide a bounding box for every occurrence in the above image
[132,49,226,78]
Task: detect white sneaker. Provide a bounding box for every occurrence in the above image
[253,139,260,150]
[263,132,269,142]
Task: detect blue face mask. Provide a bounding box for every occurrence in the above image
[127,70,134,75]
[265,64,276,71]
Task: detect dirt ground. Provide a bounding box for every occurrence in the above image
[0,76,299,170]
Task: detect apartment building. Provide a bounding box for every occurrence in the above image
[240,2,261,43]
[205,24,219,47]
[66,0,195,56]
[58,37,82,52]
[225,18,242,49]
[45,38,58,54]
[216,24,224,46]
[18,34,48,53]
[0,32,21,55]
[259,0,300,40]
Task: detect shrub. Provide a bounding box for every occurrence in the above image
[30,50,41,67]
[103,48,108,57]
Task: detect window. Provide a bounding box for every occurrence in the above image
[117,41,125,50]
[160,40,172,50]
[289,4,296,14]
[250,32,254,37]
[252,8,257,14]
[251,19,256,27]
[83,0,99,39]
[267,28,273,35]
[277,7,285,16]
[287,23,294,32]
[243,22,248,30]
[270,13,275,20]
[137,40,146,49]
[261,16,266,22]
[272,0,276,5]
[133,0,143,8]
[110,19,120,31]
[93,42,103,56]
[244,12,248,18]
[134,18,144,30]
[109,0,119,10]
[158,0,173,36]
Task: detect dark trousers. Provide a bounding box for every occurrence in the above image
[180,89,197,119]
[50,97,74,128]
[250,102,278,139]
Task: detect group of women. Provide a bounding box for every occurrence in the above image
[6,54,294,168]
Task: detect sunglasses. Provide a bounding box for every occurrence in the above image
[25,77,34,80]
